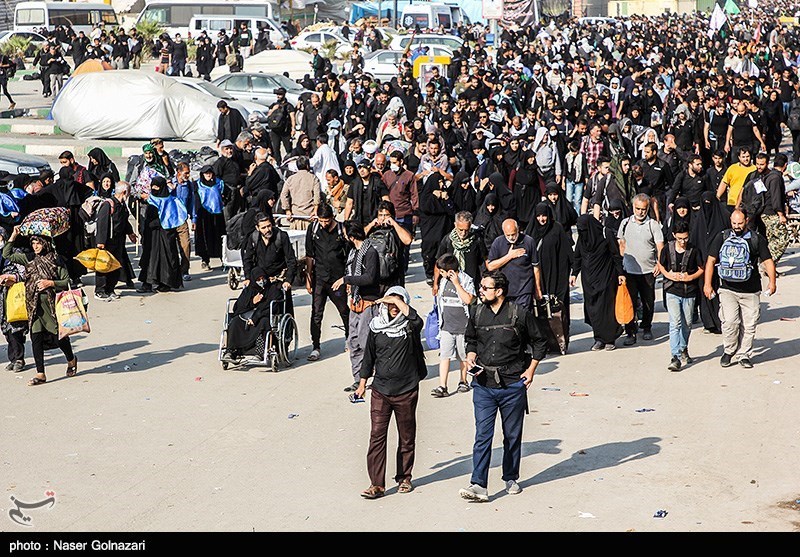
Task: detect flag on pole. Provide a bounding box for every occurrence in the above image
[724,0,741,14]
[709,3,728,37]
[748,0,759,8]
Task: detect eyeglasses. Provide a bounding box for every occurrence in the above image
[675,237,689,243]
[479,285,497,291]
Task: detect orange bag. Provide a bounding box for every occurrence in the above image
[615,283,634,325]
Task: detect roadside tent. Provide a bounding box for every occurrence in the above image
[51,70,218,142]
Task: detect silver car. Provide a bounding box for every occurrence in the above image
[174,77,268,123]
[0,148,51,176]
[211,73,313,107]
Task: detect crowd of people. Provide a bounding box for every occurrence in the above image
[1,1,799,502]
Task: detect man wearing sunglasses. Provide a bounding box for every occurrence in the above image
[459,270,547,502]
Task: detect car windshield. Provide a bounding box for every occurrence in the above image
[194,81,236,100]
[0,31,10,41]
[270,73,303,91]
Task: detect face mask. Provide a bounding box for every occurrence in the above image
[549,130,558,137]
[256,280,266,289]
[390,164,400,172]
[476,153,484,163]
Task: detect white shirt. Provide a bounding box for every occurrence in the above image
[309,144,340,194]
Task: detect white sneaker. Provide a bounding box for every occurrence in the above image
[307,349,320,361]
[505,480,521,495]
[459,484,489,502]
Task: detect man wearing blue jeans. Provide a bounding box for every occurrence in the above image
[460,271,547,502]
[657,222,704,371]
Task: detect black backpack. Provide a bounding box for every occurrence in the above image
[226,211,245,250]
[741,175,768,219]
[267,104,287,131]
[788,102,800,132]
[125,154,144,182]
[366,227,400,282]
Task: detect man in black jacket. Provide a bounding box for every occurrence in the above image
[333,222,381,392]
[213,140,244,220]
[305,203,350,362]
[242,147,281,204]
[216,100,246,148]
[241,212,296,313]
[266,87,295,165]
[459,270,547,503]
[300,93,325,143]
[170,33,188,76]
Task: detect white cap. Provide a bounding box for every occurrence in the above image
[363,139,378,154]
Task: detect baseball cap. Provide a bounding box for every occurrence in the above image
[357,159,372,168]
[219,139,234,148]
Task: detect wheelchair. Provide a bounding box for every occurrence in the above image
[218,290,298,372]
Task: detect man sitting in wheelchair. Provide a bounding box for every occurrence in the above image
[224,267,273,361]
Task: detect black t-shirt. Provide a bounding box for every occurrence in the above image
[707,110,730,142]
[305,221,348,283]
[708,229,772,294]
[729,113,757,146]
[659,242,703,298]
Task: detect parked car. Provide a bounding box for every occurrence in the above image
[388,32,463,52]
[290,30,354,58]
[345,46,453,82]
[0,147,50,176]
[174,77,267,122]
[0,30,47,57]
[211,73,313,107]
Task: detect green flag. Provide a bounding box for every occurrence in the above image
[724,0,740,14]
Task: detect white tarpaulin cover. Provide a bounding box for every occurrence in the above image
[51,71,218,142]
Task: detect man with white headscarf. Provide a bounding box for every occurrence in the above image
[532,127,562,185]
[355,285,427,500]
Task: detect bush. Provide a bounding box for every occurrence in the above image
[135,19,164,55]
[0,36,32,59]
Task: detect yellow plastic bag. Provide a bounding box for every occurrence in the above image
[5,282,27,323]
[74,248,99,271]
[94,249,121,273]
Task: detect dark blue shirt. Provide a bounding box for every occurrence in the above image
[487,233,539,299]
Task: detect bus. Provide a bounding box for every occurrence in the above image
[14,2,119,34]
[135,0,276,39]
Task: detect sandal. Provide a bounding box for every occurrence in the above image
[28,374,47,386]
[397,480,413,494]
[360,485,385,499]
[66,357,78,377]
[430,385,448,398]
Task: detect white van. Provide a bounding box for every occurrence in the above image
[188,15,285,45]
[14,1,118,34]
[400,3,455,31]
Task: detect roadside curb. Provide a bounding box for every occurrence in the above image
[0,120,62,135]
[0,108,51,119]
[0,143,142,158]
